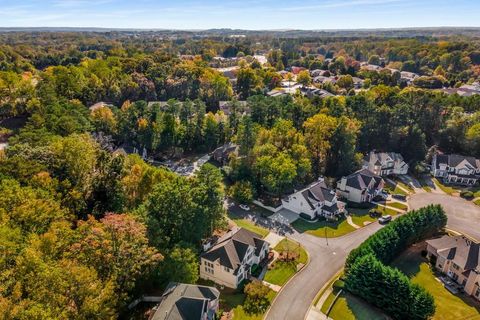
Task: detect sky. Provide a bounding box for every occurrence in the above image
[0,0,479,30]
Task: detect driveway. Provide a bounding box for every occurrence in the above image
[266,192,480,320]
[269,208,299,224]
[409,192,480,240]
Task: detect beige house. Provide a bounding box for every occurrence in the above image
[200,228,269,289]
[363,151,409,176]
[426,235,480,300]
[336,169,385,203]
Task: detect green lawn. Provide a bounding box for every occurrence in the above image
[432,178,460,195]
[230,217,270,238]
[264,239,307,286]
[348,207,377,226]
[320,289,388,320]
[385,201,408,211]
[292,217,355,238]
[384,181,409,196]
[391,246,480,320]
[232,290,277,320]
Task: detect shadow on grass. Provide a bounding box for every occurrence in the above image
[344,292,389,320]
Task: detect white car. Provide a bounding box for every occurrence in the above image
[239,204,250,211]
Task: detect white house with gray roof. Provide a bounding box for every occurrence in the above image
[426,235,480,301]
[282,178,345,220]
[363,151,409,176]
[199,228,269,289]
[431,153,480,186]
[336,169,385,203]
[149,282,220,320]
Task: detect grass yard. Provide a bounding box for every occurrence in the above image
[229,217,270,238]
[292,217,355,238]
[320,288,388,320]
[384,180,410,196]
[264,238,308,286]
[232,289,277,320]
[391,245,480,320]
[432,178,461,195]
[347,207,377,226]
[385,201,408,211]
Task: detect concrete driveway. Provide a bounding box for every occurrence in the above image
[409,192,480,240]
[269,208,299,224]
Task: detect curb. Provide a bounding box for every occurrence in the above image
[263,238,311,320]
[445,227,479,242]
[304,268,344,320]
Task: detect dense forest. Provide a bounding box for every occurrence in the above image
[1,30,480,318]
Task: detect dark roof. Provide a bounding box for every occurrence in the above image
[365,152,405,168]
[427,235,480,271]
[201,228,267,273]
[151,283,219,320]
[436,154,480,170]
[344,169,383,190]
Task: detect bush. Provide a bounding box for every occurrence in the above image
[345,254,435,320]
[243,280,272,314]
[343,205,447,320]
[460,190,474,199]
[369,209,381,218]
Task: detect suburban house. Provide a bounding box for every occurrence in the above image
[282,178,345,220]
[211,142,238,165]
[431,153,480,185]
[300,86,335,98]
[89,101,114,112]
[426,235,480,301]
[149,282,220,320]
[218,100,248,116]
[363,151,409,176]
[336,169,385,203]
[199,227,269,289]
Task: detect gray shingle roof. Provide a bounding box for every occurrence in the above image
[344,169,383,190]
[427,235,480,271]
[151,283,220,320]
[201,228,266,273]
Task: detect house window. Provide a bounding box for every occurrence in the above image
[475,287,480,298]
[204,266,214,274]
[224,267,230,273]
[452,263,460,270]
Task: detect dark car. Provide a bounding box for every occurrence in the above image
[378,215,392,224]
[392,194,407,201]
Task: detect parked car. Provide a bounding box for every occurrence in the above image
[239,204,250,211]
[392,194,407,201]
[378,215,392,224]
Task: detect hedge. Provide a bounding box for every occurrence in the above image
[343,205,447,320]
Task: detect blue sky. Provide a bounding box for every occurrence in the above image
[0,0,479,29]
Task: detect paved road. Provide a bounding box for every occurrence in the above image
[409,192,480,240]
[265,221,385,320]
[266,192,480,320]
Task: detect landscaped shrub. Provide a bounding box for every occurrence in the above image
[345,254,435,320]
[243,280,273,314]
[346,205,447,269]
[460,190,474,199]
[343,205,447,320]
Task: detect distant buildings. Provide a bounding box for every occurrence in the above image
[336,169,385,203]
[282,178,345,220]
[149,282,220,320]
[363,151,409,176]
[211,142,239,166]
[199,228,269,289]
[426,235,480,301]
[431,153,480,186]
[89,101,114,112]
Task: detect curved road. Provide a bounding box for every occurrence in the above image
[266,193,480,320]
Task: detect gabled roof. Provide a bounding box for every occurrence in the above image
[151,282,220,320]
[365,151,405,167]
[427,235,480,271]
[201,228,267,273]
[435,154,480,170]
[343,168,383,191]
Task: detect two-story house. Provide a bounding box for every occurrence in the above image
[363,151,409,176]
[199,228,269,289]
[336,169,385,203]
[431,154,480,186]
[282,178,345,220]
[426,235,480,301]
[149,282,220,320]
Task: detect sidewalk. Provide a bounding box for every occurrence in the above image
[346,215,360,229]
